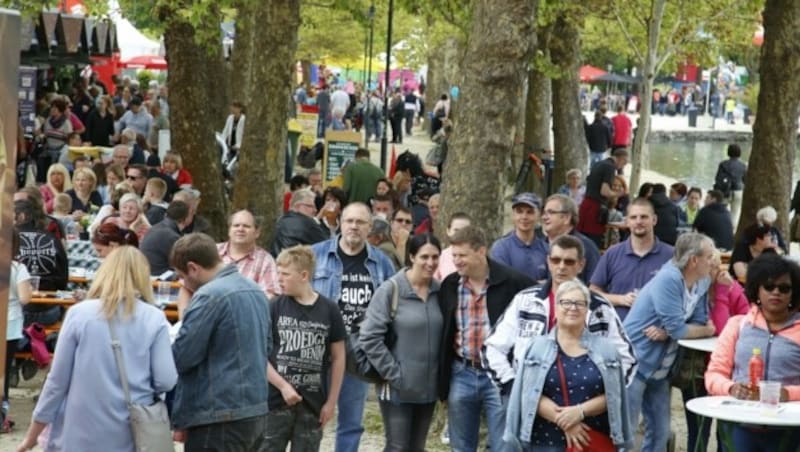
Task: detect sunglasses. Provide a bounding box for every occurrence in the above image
[762,282,792,294]
[548,256,578,266]
[126,175,141,180]
[394,218,413,224]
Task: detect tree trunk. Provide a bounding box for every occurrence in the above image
[426,37,464,122]
[736,0,800,239]
[549,12,585,193]
[629,0,666,192]
[164,19,229,240]
[231,0,301,249]
[521,26,551,196]
[230,5,253,110]
[437,0,537,240]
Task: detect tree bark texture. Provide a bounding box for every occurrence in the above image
[425,37,464,121]
[164,19,229,240]
[736,0,800,239]
[231,0,301,249]
[549,12,586,192]
[521,67,551,196]
[230,3,253,112]
[629,0,666,193]
[437,0,537,240]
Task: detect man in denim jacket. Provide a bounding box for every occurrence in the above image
[312,203,395,452]
[170,233,271,450]
[623,233,717,451]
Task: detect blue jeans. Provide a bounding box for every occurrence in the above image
[627,374,671,452]
[447,361,509,452]
[718,422,800,452]
[590,151,606,167]
[335,373,369,452]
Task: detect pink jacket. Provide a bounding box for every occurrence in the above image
[709,280,750,335]
[705,305,800,401]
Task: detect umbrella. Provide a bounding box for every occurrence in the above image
[121,55,168,70]
[579,65,607,82]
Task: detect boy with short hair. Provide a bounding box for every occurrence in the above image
[52,193,79,235]
[143,177,169,225]
[266,245,346,451]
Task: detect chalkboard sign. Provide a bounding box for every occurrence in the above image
[323,131,362,183]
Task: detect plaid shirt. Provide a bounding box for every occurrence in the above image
[455,276,490,364]
[217,242,281,298]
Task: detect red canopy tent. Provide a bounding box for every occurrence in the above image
[121,55,168,70]
[579,65,607,83]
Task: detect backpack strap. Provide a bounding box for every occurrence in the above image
[389,279,399,320]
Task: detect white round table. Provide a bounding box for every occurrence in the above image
[678,336,718,353]
[686,396,800,427]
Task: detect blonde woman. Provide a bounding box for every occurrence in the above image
[66,167,103,219]
[39,163,72,214]
[16,247,177,452]
[104,193,151,241]
[90,181,133,236]
[161,151,193,188]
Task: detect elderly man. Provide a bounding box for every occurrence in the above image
[439,225,534,452]
[590,197,674,320]
[366,216,402,270]
[311,203,395,452]
[217,210,280,299]
[111,144,132,167]
[483,234,636,396]
[490,192,546,282]
[272,188,329,256]
[532,193,600,283]
[623,233,716,452]
[173,188,210,234]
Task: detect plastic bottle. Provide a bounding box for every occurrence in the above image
[749,347,764,390]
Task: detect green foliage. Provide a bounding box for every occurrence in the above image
[742,81,759,114]
[136,69,154,90]
[585,0,764,76]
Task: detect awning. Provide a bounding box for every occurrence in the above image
[579,64,607,82]
[121,54,167,70]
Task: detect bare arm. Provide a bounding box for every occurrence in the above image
[732,262,747,280]
[683,321,716,339]
[18,279,32,305]
[589,284,634,307]
[321,341,346,426]
[267,362,302,406]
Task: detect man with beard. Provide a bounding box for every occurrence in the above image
[590,197,674,320]
[311,203,395,452]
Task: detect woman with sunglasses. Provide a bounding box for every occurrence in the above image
[504,279,632,452]
[706,253,800,450]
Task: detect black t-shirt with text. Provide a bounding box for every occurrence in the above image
[338,244,374,331]
[268,294,347,415]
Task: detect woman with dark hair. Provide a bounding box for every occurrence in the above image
[85,95,115,146]
[730,223,779,280]
[359,233,443,451]
[317,186,347,235]
[91,222,140,258]
[706,253,800,449]
[39,98,73,179]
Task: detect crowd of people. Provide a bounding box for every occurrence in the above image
[4,73,800,452]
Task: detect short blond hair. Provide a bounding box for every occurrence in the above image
[72,167,98,191]
[276,245,316,276]
[86,246,154,319]
[163,151,183,169]
[53,193,72,214]
[146,177,167,199]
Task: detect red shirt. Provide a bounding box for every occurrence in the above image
[611,113,632,147]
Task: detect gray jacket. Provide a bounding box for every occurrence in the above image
[358,271,442,403]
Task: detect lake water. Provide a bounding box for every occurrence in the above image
[648,141,800,191]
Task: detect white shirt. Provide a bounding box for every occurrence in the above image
[331,89,351,113]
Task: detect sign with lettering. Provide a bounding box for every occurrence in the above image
[322,130,361,183]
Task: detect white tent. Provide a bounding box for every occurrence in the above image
[113,17,161,60]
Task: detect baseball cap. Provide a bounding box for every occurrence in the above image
[511,192,541,210]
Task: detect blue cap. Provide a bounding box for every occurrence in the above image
[511,192,541,210]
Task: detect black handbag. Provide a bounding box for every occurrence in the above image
[345,279,399,384]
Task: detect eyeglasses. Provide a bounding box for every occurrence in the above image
[548,256,578,266]
[558,299,588,310]
[762,282,792,294]
[394,218,413,224]
[543,209,568,216]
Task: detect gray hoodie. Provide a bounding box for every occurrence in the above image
[358,271,442,403]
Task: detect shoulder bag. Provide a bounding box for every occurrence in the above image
[556,354,616,452]
[345,279,399,384]
[108,319,175,452]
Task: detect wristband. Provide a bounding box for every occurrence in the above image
[578,403,585,420]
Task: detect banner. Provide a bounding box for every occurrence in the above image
[0,7,21,401]
[18,66,36,135]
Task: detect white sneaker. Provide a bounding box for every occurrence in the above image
[440,423,450,445]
